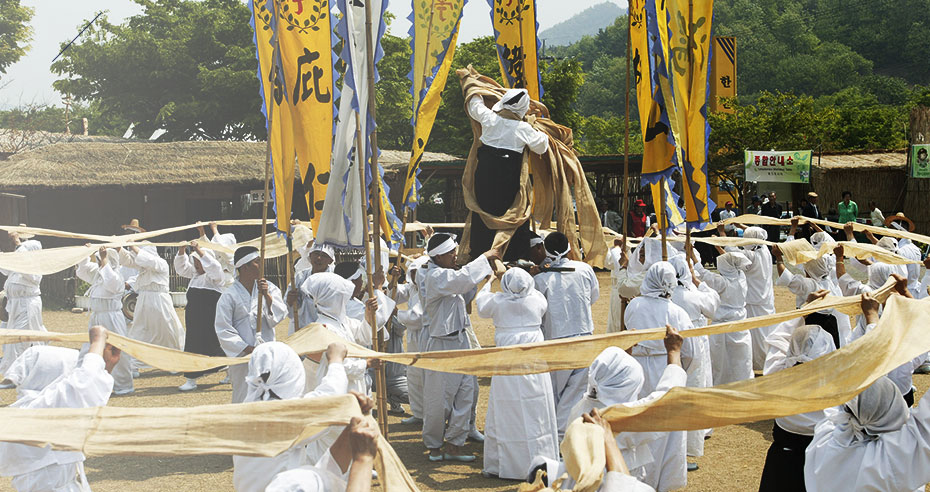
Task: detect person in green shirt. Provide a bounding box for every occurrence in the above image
[837,191,859,224]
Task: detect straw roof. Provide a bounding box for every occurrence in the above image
[815,152,906,170]
[0,141,461,189]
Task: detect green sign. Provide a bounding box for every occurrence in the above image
[744,150,812,183]
[912,144,930,178]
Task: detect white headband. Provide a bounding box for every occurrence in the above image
[234,251,260,269]
[428,237,457,257]
[529,237,544,248]
[347,265,364,281]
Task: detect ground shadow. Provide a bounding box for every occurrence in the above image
[85,455,231,482]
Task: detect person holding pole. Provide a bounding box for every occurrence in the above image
[214,245,288,403]
[418,233,500,462]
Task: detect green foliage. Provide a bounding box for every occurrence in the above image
[51,0,264,141]
[375,33,413,151]
[0,0,33,76]
[538,2,626,47]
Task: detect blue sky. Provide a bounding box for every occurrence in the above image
[0,0,626,109]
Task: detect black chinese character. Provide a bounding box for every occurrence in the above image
[720,75,731,88]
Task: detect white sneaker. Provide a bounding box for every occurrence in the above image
[467,429,485,443]
[178,379,198,391]
[0,382,14,389]
[219,373,230,384]
[131,370,140,378]
[114,388,134,396]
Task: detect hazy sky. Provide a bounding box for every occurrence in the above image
[0,0,626,109]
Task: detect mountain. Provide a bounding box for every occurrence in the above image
[539,2,626,47]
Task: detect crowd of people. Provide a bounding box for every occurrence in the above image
[1,206,930,491]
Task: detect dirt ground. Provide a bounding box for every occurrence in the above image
[1,270,927,492]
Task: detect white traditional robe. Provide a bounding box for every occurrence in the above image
[605,245,625,333]
[777,268,852,347]
[804,385,930,492]
[895,239,922,297]
[214,279,287,403]
[739,243,777,371]
[396,281,425,419]
[670,279,718,457]
[0,240,47,376]
[701,264,753,385]
[419,254,491,449]
[118,248,184,352]
[475,276,558,479]
[534,256,599,436]
[75,256,133,393]
[0,352,113,492]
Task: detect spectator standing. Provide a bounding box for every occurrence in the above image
[837,191,859,224]
[760,191,783,243]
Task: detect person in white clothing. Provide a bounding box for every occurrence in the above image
[887,222,923,297]
[464,87,549,262]
[119,245,185,354]
[804,375,930,492]
[287,243,335,335]
[75,247,134,395]
[232,341,373,492]
[395,255,430,426]
[605,237,627,333]
[758,320,837,491]
[700,252,754,385]
[0,325,119,492]
[419,233,498,462]
[668,253,718,461]
[214,246,288,403]
[2,346,78,401]
[719,201,738,235]
[475,268,559,480]
[567,326,688,492]
[0,235,48,379]
[174,241,227,391]
[722,224,776,371]
[534,231,600,437]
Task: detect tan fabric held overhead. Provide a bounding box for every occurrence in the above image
[0,283,894,377]
[601,295,930,432]
[0,394,419,491]
[721,214,930,246]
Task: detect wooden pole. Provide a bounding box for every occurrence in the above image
[287,223,299,331]
[620,7,633,330]
[363,0,389,437]
[660,177,668,260]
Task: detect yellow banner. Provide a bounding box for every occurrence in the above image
[489,0,542,101]
[402,0,466,210]
[251,0,334,234]
[710,36,736,113]
[630,0,677,179]
[664,0,714,224]
[650,179,685,229]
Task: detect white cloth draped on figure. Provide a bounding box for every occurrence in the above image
[119,248,185,353]
[0,240,48,377]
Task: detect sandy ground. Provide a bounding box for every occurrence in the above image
[1,270,928,492]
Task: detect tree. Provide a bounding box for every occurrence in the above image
[0,0,33,77]
[51,0,263,141]
[375,33,414,152]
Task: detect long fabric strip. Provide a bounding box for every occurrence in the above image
[721,214,930,246]
[0,227,312,275]
[0,394,419,491]
[0,219,268,243]
[601,295,930,432]
[0,284,894,376]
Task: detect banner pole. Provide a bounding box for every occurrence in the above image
[620,6,633,331]
[363,0,389,438]
[660,177,668,260]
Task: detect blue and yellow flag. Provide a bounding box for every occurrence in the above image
[488,0,543,101]
[657,0,716,226]
[402,0,467,212]
[249,0,336,235]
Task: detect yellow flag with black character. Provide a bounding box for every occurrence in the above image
[250,0,335,234]
[488,0,543,101]
[402,0,466,212]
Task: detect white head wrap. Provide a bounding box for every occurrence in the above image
[264,465,328,492]
[244,342,306,402]
[586,347,645,406]
[308,243,335,262]
[877,236,898,253]
[784,324,836,367]
[5,346,79,403]
[346,264,364,282]
[96,248,120,270]
[491,88,531,118]
[867,262,895,290]
[500,268,535,299]
[640,261,677,298]
[529,235,545,248]
[427,235,457,257]
[210,232,237,273]
[742,227,768,241]
[803,256,831,281]
[667,255,692,288]
[810,231,835,249]
[717,251,752,279]
[833,376,908,445]
[305,272,355,326]
[406,255,430,284]
[15,240,42,253]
